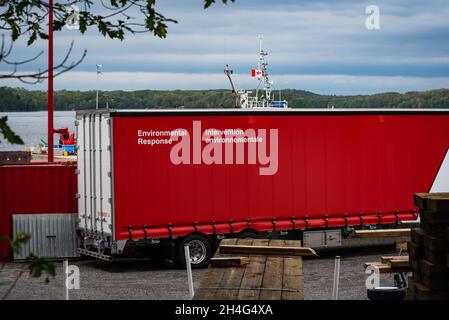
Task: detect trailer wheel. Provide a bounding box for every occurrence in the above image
[367,287,406,300]
[178,234,212,269]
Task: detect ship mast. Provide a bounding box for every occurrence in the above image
[257,35,272,103]
[224,35,287,109]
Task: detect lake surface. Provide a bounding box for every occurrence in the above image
[0,111,76,151]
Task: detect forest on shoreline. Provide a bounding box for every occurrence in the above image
[1,86,449,111]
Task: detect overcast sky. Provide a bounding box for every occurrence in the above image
[1,0,449,95]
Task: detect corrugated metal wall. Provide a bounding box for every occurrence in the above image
[13,214,79,260]
[0,164,77,260]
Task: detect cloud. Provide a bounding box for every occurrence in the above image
[1,0,449,94]
[4,71,448,96]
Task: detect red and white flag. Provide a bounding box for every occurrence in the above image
[251,69,263,77]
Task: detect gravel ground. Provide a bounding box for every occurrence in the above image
[303,246,398,300]
[0,245,401,300]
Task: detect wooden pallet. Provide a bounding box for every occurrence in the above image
[194,238,305,300]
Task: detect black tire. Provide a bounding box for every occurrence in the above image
[177,234,212,269]
[367,287,406,300]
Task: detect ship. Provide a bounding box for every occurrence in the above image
[224,35,288,109]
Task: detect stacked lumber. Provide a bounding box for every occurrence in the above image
[407,193,449,300]
[194,238,309,300]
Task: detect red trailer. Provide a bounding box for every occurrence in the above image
[76,109,449,267]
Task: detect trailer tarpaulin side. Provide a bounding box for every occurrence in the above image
[76,109,449,241]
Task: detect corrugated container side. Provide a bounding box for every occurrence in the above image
[0,164,77,260]
[12,214,79,260]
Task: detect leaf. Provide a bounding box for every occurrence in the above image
[204,0,215,9]
[38,32,49,40]
[10,231,31,255]
[26,254,56,283]
[27,31,37,46]
[79,13,87,33]
[0,116,24,144]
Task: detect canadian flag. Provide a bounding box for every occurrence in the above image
[251,69,263,77]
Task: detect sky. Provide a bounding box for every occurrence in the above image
[1,0,449,95]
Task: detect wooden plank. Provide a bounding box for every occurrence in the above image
[423,194,449,213]
[236,239,269,300]
[381,255,409,264]
[282,240,303,277]
[395,241,408,251]
[197,238,305,300]
[389,258,410,268]
[424,247,447,264]
[220,238,240,246]
[411,228,426,246]
[355,228,410,238]
[219,244,317,257]
[259,240,283,300]
[213,267,246,299]
[415,281,449,300]
[420,211,449,224]
[194,269,225,300]
[407,241,424,260]
[364,262,392,274]
[421,222,449,238]
[423,234,448,252]
[210,257,250,268]
[364,262,411,274]
[421,274,449,291]
[281,240,304,300]
[213,238,252,300]
[419,259,449,277]
[193,238,238,300]
[414,193,449,211]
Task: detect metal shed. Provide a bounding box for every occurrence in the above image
[12,213,79,260]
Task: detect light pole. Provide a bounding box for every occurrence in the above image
[96,64,102,110]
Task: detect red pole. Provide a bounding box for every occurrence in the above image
[48,0,54,163]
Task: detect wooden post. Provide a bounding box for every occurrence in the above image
[184,245,194,299]
[63,259,69,300]
[332,256,341,300]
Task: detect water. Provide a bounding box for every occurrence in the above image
[0,111,76,151]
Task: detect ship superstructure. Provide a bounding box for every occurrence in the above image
[224,35,288,109]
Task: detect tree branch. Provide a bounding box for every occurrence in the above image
[0,35,86,84]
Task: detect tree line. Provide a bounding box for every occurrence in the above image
[1,86,448,111]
